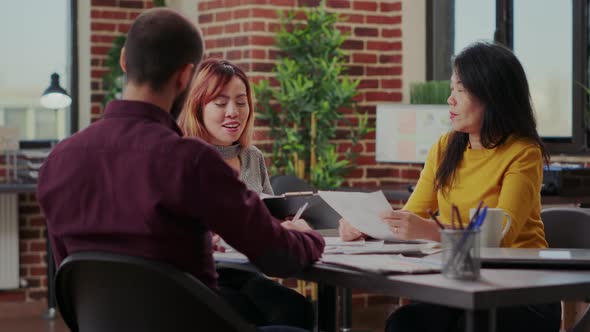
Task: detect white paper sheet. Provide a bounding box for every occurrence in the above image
[323,237,367,247]
[321,254,441,274]
[318,190,396,240]
[324,242,440,255]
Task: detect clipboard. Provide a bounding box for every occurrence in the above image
[262,191,322,219]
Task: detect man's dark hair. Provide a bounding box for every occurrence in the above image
[124,8,203,91]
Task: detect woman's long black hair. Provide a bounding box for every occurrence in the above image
[435,41,550,193]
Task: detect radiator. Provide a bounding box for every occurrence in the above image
[0,194,19,289]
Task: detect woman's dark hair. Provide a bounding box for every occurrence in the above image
[124,8,203,91]
[435,41,550,192]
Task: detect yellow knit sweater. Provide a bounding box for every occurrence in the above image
[405,133,548,248]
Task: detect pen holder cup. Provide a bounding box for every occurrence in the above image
[441,229,481,280]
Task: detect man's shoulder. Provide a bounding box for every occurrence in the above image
[47,121,217,163]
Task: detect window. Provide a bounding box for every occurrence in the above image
[0,0,77,144]
[428,0,587,153]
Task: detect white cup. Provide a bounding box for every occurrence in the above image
[469,208,511,247]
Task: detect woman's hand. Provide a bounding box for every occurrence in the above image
[338,218,365,241]
[211,233,226,252]
[379,210,440,241]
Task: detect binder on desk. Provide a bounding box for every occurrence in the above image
[262,192,322,219]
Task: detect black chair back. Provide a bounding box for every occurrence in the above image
[270,175,341,229]
[541,207,590,248]
[56,251,256,332]
[540,208,590,332]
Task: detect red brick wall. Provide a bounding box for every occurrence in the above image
[90,0,155,122]
[0,193,48,303]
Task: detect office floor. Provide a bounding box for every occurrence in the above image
[0,301,68,332]
[0,300,393,332]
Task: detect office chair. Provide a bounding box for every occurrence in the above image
[55,251,258,332]
[541,208,590,332]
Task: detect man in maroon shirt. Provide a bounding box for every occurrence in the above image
[37,8,324,330]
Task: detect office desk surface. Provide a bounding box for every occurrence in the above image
[216,253,590,310]
[306,265,590,310]
[0,184,36,193]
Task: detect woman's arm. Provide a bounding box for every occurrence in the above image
[403,136,442,218]
[496,145,543,247]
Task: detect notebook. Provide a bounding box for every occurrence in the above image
[480,248,590,269]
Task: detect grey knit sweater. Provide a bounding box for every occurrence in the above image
[214,144,274,195]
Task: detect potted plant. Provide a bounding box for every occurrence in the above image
[253,1,372,190]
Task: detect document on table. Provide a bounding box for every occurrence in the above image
[321,254,441,274]
[323,238,440,255]
[318,190,396,240]
[324,237,367,247]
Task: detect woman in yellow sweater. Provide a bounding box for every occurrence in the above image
[341,42,561,332]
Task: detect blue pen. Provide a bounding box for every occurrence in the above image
[473,206,488,230]
[446,206,487,273]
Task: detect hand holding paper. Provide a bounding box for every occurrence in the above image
[379,210,441,241]
[318,190,397,240]
[338,218,365,241]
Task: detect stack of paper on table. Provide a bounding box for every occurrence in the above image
[323,237,440,255]
[321,254,441,274]
[214,248,442,275]
[318,190,396,240]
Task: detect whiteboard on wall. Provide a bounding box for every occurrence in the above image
[376,104,451,163]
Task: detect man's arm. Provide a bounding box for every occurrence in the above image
[173,145,325,277]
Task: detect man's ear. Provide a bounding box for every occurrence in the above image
[177,63,195,91]
[119,47,127,73]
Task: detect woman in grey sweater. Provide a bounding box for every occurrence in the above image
[177,59,313,330]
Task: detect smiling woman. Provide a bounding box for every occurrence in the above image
[201,76,250,147]
[176,59,268,192]
[176,59,316,329]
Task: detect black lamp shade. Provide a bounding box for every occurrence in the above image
[40,73,72,109]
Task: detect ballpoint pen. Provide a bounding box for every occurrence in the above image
[453,204,464,230]
[427,209,445,230]
[291,202,309,222]
[469,200,484,225]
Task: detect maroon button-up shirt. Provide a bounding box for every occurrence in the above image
[37,100,324,288]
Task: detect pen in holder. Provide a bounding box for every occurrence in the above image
[441,228,481,280]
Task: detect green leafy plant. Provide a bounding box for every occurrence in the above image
[101,0,167,106]
[253,1,373,189]
[102,35,126,106]
[410,80,451,104]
